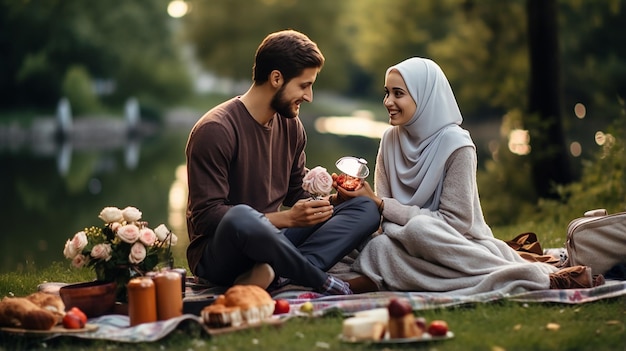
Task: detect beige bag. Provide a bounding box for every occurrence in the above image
[564,209,626,275]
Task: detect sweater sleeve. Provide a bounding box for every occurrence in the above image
[380,146,478,234]
[186,120,234,239]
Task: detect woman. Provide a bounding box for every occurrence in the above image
[336,57,604,295]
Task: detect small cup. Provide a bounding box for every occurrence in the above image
[170,268,187,297]
[154,271,183,321]
[127,277,157,326]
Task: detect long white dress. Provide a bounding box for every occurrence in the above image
[352,147,557,296]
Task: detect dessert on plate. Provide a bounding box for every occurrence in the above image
[387,298,422,339]
[201,285,274,328]
[341,299,429,342]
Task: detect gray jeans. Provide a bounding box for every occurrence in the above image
[196,196,379,290]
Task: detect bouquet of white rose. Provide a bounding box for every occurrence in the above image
[63,206,178,302]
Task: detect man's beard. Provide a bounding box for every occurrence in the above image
[270,85,297,119]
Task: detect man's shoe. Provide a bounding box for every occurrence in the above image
[549,265,605,289]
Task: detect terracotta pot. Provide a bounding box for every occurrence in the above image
[59,280,117,318]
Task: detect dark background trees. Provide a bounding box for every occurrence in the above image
[0,0,191,112]
[1,0,624,221]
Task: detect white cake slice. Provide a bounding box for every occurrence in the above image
[342,316,386,341]
[354,307,389,323]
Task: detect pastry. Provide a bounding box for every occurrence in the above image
[26,292,66,323]
[201,304,243,328]
[386,298,422,339]
[0,296,58,330]
[201,285,274,328]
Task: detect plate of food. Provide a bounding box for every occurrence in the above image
[339,331,454,344]
[340,299,454,344]
[0,323,98,336]
[200,285,290,336]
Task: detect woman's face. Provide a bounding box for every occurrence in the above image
[383,69,417,126]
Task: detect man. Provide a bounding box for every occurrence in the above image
[185,29,380,295]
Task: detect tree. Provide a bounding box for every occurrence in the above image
[182,0,351,92]
[0,0,191,111]
[525,0,572,197]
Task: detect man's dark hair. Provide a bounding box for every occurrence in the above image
[252,29,325,85]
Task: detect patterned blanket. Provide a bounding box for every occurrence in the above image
[44,279,625,343]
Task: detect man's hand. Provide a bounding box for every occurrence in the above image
[289,198,333,226]
[266,198,333,228]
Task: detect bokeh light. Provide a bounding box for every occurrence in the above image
[315,110,390,139]
[569,141,582,157]
[508,129,531,155]
[595,131,606,146]
[574,103,586,119]
[167,0,189,18]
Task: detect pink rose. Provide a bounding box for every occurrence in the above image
[110,222,121,232]
[63,231,88,259]
[117,224,140,243]
[139,228,157,246]
[71,254,88,268]
[63,239,75,259]
[302,166,333,197]
[128,242,147,264]
[91,243,112,261]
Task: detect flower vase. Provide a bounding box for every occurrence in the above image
[97,266,141,303]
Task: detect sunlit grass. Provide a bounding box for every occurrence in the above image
[6,298,623,351]
[1,231,624,350]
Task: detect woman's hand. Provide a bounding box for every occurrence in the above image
[336,180,376,200]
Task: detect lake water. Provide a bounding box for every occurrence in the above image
[0,107,382,274]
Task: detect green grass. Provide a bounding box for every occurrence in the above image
[1,231,624,350]
[1,298,623,350]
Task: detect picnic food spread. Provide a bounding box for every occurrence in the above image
[387,298,422,338]
[341,308,388,341]
[341,298,451,342]
[0,292,66,330]
[201,285,274,328]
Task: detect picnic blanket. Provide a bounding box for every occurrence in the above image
[39,279,626,343]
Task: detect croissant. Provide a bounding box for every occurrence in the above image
[0,296,58,330]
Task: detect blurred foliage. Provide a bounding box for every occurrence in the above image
[183,0,624,121]
[183,0,352,94]
[1,0,624,223]
[62,65,102,115]
[482,98,626,225]
[478,109,536,225]
[0,0,192,115]
[2,0,623,123]
[538,98,626,217]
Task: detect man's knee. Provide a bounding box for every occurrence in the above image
[350,197,380,224]
[221,204,277,242]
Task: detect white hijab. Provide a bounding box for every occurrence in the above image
[381,57,474,210]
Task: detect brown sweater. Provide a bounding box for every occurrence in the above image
[185,97,309,273]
